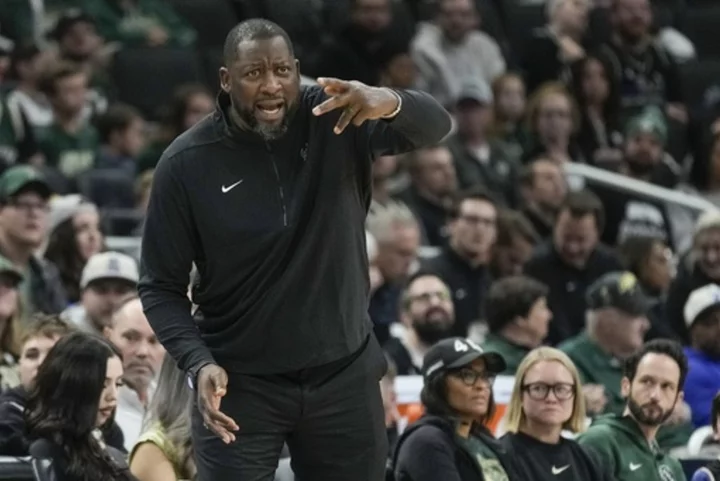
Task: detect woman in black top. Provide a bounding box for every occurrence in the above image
[500,347,613,481]
[393,337,518,481]
[25,332,137,481]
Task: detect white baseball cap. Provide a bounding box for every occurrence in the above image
[684,284,720,328]
[81,251,139,290]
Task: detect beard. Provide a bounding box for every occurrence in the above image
[627,155,657,176]
[413,309,454,345]
[627,396,674,427]
[232,99,297,141]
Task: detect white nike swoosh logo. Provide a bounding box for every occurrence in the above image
[221,179,244,193]
[552,465,570,475]
[629,463,642,471]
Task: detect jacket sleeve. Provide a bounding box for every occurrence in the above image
[394,427,463,481]
[0,400,28,455]
[360,89,452,158]
[137,152,215,374]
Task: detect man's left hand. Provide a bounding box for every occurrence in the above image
[312,78,400,134]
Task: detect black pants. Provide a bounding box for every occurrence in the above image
[191,334,389,481]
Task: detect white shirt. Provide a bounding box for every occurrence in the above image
[116,382,156,451]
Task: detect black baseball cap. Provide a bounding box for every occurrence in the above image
[51,9,95,41]
[586,271,651,317]
[421,337,506,379]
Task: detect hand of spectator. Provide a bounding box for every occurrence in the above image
[666,103,688,124]
[582,384,608,414]
[665,400,691,426]
[147,26,169,47]
[558,36,585,62]
[197,364,239,444]
[312,78,401,134]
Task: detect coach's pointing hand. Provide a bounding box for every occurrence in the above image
[312,78,401,134]
[198,364,239,444]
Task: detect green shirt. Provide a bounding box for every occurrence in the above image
[37,123,99,178]
[455,434,510,481]
[578,414,686,481]
[481,333,529,376]
[0,97,20,166]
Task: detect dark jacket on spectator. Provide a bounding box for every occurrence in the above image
[27,256,68,315]
[0,386,125,456]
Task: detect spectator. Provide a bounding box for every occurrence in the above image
[518,158,568,240]
[569,54,623,168]
[94,103,145,178]
[82,0,196,48]
[367,202,420,344]
[384,273,455,375]
[378,43,417,90]
[560,271,650,416]
[666,211,720,344]
[446,78,520,207]
[491,210,539,279]
[36,59,99,181]
[129,355,195,481]
[682,284,720,428]
[0,258,23,390]
[489,73,526,159]
[372,154,401,207]
[393,337,516,481]
[618,235,675,339]
[62,251,138,334]
[5,43,51,133]
[691,392,720,480]
[482,276,551,375]
[45,195,103,304]
[501,347,611,481]
[524,190,622,344]
[522,0,591,94]
[423,188,496,338]
[591,106,678,248]
[136,84,213,174]
[578,339,688,480]
[523,82,583,165]
[25,331,133,481]
[396,145,457,247]
[412,0,505,108]
[103,296,165,451]
[0,165,66,314]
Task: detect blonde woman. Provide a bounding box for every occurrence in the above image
[500,347,612,481]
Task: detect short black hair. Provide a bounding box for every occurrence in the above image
[623,339,688,388]
[618,235,662,275]
[95,103,143,144]
[223,19,294,65]
[486,276,549,332]
[558,189,605,233]
[448,187,497,220]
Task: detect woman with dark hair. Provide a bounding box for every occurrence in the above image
[44,195,104,304]
[25,331,136,481]
[393,337,516,481]
[129,354,195,481]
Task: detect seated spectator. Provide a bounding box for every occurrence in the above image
[524,190,622,344]
[489,73,527,156]
[62,251,138,333]
[0,165,66,314]
[393,337,516,481]
[6,43,53,130]
[490,210,539,279]
[136,84,213,174]
[578,340,688,481]
[25,331,134,481]
[482,276,551,375]
[518,158,567,241]
[94,103,145,178]
[501,347,611,481]
[378,43,417,90]
[103,297,165,450]
[45,195,103,304]
[0,258,23,390]
[384,273,455,375]
[36,60,99,182]
[691,393,720,480]
[83,0,196,48]
[682,284,720,428]
[412,0,505,108]
[129,355,194,481]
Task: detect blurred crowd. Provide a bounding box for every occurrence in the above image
[0,0,716,479]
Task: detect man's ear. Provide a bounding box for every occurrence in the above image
[219,67,231,93]
[102,326,112,340]
[620,376,631,398]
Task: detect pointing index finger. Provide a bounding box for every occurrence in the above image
[312,94,350,116]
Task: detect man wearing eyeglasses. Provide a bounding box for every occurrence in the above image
[0,166,66,314]
[384,272,455,375]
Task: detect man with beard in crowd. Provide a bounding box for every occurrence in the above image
[578,339,687,481]
[383,273,455,375]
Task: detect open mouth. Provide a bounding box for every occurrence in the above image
[255,100,286,122]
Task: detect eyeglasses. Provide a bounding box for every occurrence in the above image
[451,368,496,387]
[407,290,451,304]
[7,199,49,214]
[522,382,575,401]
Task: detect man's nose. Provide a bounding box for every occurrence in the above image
[261,73,282,94]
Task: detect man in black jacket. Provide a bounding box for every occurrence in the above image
[138,19,451,481]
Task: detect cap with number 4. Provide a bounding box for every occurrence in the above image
[421,337,506,379]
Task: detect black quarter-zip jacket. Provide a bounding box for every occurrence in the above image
[138,86,451,375]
